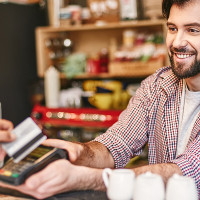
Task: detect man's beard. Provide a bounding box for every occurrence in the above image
[169,47,200,79]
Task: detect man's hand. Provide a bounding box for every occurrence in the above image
[42,139,84,164]
[0,159,105,199]
[42,139,115,168]
[0,138,114,199]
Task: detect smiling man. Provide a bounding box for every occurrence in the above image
[0,0,199,199]
[166,0,200,83]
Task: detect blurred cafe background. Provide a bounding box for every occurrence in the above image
[0,0,166,162]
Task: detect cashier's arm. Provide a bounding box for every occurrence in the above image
[43,139,115,168]
[0,139,182,199]
[48,139,182,184]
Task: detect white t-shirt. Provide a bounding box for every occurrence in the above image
[177,80,200,156]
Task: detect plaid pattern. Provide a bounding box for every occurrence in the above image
[94,66,200,195]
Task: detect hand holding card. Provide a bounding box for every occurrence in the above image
[2,117,47,163]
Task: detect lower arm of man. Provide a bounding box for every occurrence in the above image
[74,166,106,191]
[71,142,183,190]
[73,141,115,169]
[75,162,183,192]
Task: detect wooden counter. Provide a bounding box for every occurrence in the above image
[0,188,108,200]
[0,194,31,200]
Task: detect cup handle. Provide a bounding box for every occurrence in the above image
[88,96,95,106]
[102,168,112,188]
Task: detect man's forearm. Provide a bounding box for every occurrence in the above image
[74,142,183,183]
[76,167,106,191]
[76,162,183,192]
[133,163,182,184]
[74,141,115,169]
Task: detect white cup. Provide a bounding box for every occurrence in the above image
[102,168,135,200]
[133,171,165,200]
[166,174,198,200]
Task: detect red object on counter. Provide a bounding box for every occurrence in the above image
[31,104,122,128]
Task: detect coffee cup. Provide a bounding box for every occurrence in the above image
[102,168,135,200]
[166,174,198,200]
[104,81,122,92]
[133,171,165,200]
[88,93,113,110]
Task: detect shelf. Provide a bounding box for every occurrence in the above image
[36,19,166,33]
[60,72,151,79]
[59,58,165,79]
[60,72,121,79]
[35,19,167,78]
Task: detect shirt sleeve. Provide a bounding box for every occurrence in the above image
[94,78,152,168]
[171,133,200,196]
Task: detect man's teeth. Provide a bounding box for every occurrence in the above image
[176,54,192,58]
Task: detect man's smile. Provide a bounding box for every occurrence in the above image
[175,53,194,59]
[171,50,196,63]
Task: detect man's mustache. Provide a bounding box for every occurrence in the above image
[170,47,195,54]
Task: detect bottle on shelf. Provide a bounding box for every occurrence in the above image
[44,66,60,108]
[99,48,109,73]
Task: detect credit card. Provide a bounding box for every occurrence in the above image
[2,117,47,163]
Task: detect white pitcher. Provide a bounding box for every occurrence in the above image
[102,168,135,200]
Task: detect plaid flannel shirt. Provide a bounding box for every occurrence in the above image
[94,66,200,195]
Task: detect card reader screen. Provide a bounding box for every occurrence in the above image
[27,146,52,160]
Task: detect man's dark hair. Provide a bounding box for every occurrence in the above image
[162,0,191,19]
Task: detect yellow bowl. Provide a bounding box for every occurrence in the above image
[88,93,113,110]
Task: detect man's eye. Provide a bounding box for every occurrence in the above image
[168,27,177,32]
[188,28,200,33]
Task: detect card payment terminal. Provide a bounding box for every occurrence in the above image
[0,145,68,185]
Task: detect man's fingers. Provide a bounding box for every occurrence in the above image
[42,139,80,162]
[42,139,69,149]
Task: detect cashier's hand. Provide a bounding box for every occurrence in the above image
[42,139,84,163]
[0,139,104,199]
[0,159,103,199]
[0,159,79,199]
[0,119,15,160]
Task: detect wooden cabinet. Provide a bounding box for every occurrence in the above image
[35,19,167,78]
[34,19,167,145]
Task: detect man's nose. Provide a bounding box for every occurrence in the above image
[173,32,188,48]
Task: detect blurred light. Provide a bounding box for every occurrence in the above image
[64,39,72,47]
